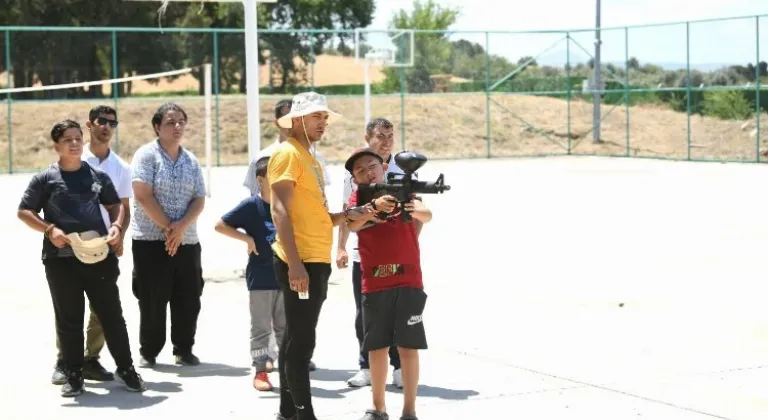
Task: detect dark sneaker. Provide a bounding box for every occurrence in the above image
[61,371,84,397]
[359,410,389,420]
[83,358,115,381]
[308,360,317,371]
[175,353,200,366]
[116,367,146,392]
[51,361,67,385]
[138,355,156,368]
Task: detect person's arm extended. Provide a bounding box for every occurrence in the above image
[214,219,252,244]
[271,180,303,267]
[133,181,172,230]
[346,203,378,232]
[328,211,347,226]
[406,199,432,224]
[337,203,350,248]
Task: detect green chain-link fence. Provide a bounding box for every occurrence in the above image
[1,14,766,173]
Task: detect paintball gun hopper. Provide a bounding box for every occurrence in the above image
[357,151,450,222]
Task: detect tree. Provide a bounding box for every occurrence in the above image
[0,0,190,99]
[381,0,460,93]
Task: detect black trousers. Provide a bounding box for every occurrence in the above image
[273,256,331,420]
[352,262,400,370]
[44,254,134,372]
[132,240,203,358]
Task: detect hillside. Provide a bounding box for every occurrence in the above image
[1,92,765,173]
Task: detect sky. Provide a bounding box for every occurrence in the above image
[366,0,768,69]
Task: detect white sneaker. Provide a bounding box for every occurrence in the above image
[347,369,371,387]
[392,368,403,389]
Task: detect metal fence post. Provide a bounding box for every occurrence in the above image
[310,36,315,91]
[685,22,692,161]
[566,32,572,154]
[213,31,220,167]
[485,31,491,158]
[5,30,11,174]
[756,16,762,162]
[111,30,119,153]
[399,66,406,151]
[624,27,630,157]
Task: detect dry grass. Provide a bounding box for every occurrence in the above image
[1,93,766,172]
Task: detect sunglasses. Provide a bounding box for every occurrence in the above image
[96,116,119,128]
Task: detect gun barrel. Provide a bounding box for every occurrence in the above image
[413,181,451,194]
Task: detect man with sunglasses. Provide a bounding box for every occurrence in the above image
[49,105,133,386]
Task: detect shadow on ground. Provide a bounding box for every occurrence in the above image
[390,384,480,400]
[151,362,251,378]
[311,368,358,383]
[61,381,182,409]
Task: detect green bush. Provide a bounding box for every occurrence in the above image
[702,90,753,120]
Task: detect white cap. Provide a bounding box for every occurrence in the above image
[66,230,111,264]
[277,92,342,129]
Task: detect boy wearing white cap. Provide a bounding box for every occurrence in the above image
[17,120,145,398]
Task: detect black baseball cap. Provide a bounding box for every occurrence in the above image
[345,147,384,174]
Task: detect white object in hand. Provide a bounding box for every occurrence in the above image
[299,291,309,300]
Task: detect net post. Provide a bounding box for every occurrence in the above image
[204,63,213,198]
[111,30,120,153]
[244,0,262,162]
[364,60,371,131]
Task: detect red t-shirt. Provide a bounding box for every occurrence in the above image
[348,191,423,294]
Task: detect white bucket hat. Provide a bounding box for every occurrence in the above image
[66,230,112,264]
[277,92,342,129]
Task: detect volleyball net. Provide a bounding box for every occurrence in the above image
[0,64,215,197]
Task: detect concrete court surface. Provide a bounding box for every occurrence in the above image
[0,155,767,420]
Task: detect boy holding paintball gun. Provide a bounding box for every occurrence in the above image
[344,147,433,420]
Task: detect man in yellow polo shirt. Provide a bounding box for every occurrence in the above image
[268,92,360,420]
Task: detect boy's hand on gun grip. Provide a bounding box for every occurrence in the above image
[373,195,398,213]
[246,237,259,256]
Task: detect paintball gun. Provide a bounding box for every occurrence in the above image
[357,151,451,223]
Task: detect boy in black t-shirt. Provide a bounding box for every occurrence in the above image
[17,120,145,397]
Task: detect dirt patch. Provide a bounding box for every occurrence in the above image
[0,93,765,172]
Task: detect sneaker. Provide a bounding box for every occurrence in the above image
[392,368,403,389]
[359,409,389,420]
[347,369,372,387]
[253,371,273,391]
[83,358,115,381]
[51,361,67,385]
[138,355,156,368]
[116,367,146,392]
[308,360,317,371]
[175,353,200,366]
[61,370,84,397]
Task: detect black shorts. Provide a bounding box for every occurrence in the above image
[361,287,428,352]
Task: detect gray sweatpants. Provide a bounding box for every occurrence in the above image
[250,289,286,371]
